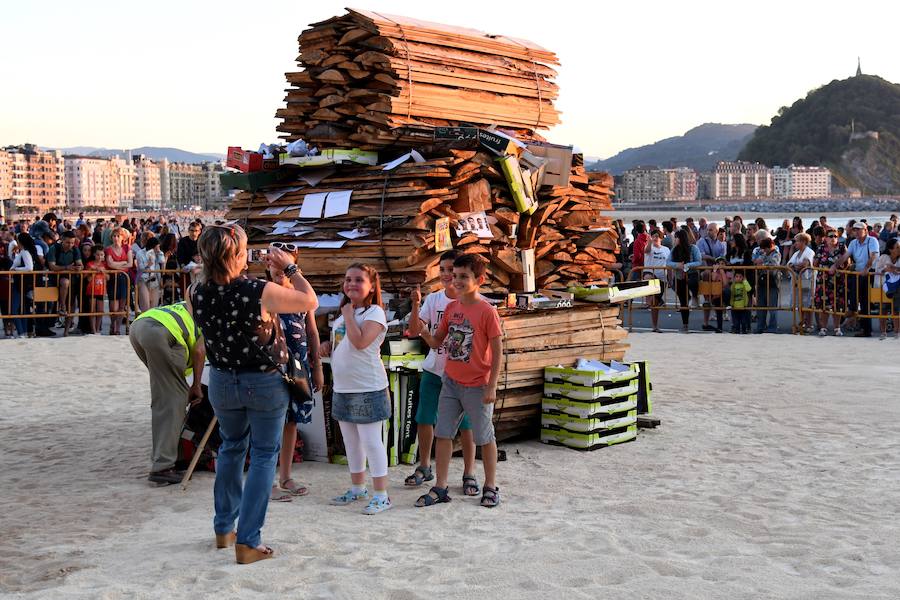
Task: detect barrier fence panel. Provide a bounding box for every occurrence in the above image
[628,265,799,333]
[0,269,131,337]
[799,266,898,337]
[136,269,195,312]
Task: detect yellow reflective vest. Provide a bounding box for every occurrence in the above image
[134,302,200,375]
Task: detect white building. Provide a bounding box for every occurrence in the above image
[711,161,772,200]
[64,155,136,210]
[772,165,831,199]
[133,155,163,209]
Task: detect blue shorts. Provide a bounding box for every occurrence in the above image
[332,388,391,424]
[415,371,471,430]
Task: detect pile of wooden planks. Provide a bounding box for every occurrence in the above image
[226,146,619,294]
[493,303,629,442]
[276,9,560,149]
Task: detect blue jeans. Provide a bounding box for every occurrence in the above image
[208,367,289,548]
[755,282,779,333]
[11,283,33,335]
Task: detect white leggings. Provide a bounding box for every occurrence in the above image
[338,421,388,478]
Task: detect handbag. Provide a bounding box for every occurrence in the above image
[239,318,312,404]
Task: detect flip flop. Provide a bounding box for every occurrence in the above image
[280,478,309,496]
[270,487,293,502]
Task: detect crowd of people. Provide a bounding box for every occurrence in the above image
[615,213,900,339]
[127,225,503,564]
[0,211,213,338]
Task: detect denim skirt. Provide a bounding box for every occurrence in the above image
[332,387,391,424]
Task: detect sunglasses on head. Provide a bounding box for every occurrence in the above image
[270,242,298,252]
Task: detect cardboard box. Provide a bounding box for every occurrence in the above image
[544,379,641,402]
[226,146,264,173]
[525,142,574,187]
[322,148,378,165]
[541,424,637,450]
[541,394,638,420]
[497,155,537,214]
[279,153,334,167]
[478,129,525,157]
[219,170,294,192]
[569,279,661,304]
[541,409,637,434]
[434,126,479,141]
[544,362,639,386]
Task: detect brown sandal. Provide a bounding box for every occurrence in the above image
[235,543,275,564]
[280,478,309,496]
[215,531,236,549]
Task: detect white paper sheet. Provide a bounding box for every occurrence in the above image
[295,241,347,249]
[263,186,301,204]
[380,149,425,171]
[260,206,287,216]
[298,167,335,187]
[324,190,352,218]
[337,228,373,239]
[299,193,327,219]
[273,220,299,228]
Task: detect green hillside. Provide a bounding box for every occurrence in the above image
[738,74,900,193]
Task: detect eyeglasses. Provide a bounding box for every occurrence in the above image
[827,234,837,238]
[270,242,298,252]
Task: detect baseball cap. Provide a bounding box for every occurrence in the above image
[852,223,866,229]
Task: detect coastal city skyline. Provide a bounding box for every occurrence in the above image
[2,0,899,159]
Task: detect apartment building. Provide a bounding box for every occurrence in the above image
[133,155,163,209]
[772,165,831,199]
[64,155,136,210]
[618,166,698,203]
[0,151,11,201]
[710,161,772,200]
[1,144,66,213]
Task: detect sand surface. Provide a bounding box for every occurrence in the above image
[1,333,898,599]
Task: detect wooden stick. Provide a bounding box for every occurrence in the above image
[181,416,218,491]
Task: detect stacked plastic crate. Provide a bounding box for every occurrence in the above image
[540,362,640,450]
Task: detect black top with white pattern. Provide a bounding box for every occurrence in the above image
[191,276,288,370]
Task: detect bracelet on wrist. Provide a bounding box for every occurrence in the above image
[283,264,299,278]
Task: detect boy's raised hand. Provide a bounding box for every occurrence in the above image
[410,284,421,307]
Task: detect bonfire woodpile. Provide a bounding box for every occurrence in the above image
[276,9,560,149]
[224,10,628,442]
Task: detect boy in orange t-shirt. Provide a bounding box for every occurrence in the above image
[415,254,503,508]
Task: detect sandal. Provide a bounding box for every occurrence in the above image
[280,478,309,496]
[270,487,293,503]
[462,474,480,496]
[215,531,236,549]
[481,486,501,508]
[404,465,434,487]
[235,543,274,564]
[415,486,451,507]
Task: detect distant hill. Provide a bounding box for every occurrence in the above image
[588,123,758,174]
[738,74,900,194]
[53,146,224,164]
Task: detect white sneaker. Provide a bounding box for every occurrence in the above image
[834,328,843,337]
[818,328,827,337]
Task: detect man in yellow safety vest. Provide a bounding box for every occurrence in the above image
[129,301,206,485]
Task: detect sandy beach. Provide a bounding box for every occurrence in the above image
[1,332,898,599]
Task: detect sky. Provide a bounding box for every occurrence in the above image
[1,0,898,159]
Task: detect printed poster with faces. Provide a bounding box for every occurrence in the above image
[454,211,493,239]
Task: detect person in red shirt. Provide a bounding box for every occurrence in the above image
[414,254,504,508]
[631,221,650,280]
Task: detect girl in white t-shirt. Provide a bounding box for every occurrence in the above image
[319,263,392,514]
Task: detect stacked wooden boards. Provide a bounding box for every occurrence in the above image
[225,147,620,293]
[276,9,560,149]
[493,303,629,442]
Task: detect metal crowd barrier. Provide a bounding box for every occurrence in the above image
[797,266,898,334]
[0,269,131,337]
[627,265,799,333]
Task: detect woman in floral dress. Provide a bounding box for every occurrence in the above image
[814,230,846,336]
